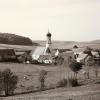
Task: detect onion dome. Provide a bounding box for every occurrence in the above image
[47,32,51,37]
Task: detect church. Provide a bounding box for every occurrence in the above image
[31,31,53,64]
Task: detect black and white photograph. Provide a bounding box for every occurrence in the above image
[0,0,100,100]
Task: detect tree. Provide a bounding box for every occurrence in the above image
[2,68,18,96]
[38,70,47,90]
[93,64,99,78]
[83,47,92,56]
[84,56,95,79]
[69,60,82,79]
[93,59,100,78]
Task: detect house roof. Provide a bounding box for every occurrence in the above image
[78,53,88,59]
[72,48,85,54]
[0,49,15,56]
[76,53,88,62]
[15,51,25,56]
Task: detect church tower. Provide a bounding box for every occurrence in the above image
[44,30,52,55]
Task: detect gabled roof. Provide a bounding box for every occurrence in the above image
[78,53,88,59]
[76,53,88,62]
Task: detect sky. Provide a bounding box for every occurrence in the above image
[0,0,100,41]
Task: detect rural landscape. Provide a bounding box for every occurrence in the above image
[0,0,99,100]
[0,33,100,100]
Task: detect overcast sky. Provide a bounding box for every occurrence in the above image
[0,0,100,41]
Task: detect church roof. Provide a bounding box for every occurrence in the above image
[31,47,45,55]
[45,47,51,54]
[38,55,52,60]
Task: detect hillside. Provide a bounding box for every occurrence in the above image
[0,33,38,46]
[34,40,100,49]
[91,39,100,44]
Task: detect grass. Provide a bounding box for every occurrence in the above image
[0,63,100,100]
[0,63,70,90]
[0,40,100,99]
[0,43,36,51]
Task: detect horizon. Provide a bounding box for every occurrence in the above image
[0,0,100,41]
[0,32,99,42]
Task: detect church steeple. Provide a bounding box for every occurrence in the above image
[46,29,52,46]
[44,30,52,55]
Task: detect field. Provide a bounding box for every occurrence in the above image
[0,63,72,92]
[0,63,100,100]
[0,42,100,100]
[0,43,36,51]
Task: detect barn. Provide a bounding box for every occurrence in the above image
[0,49,16,61]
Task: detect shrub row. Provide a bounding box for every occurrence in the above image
[57,78,79,88]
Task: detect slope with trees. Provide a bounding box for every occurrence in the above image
[0,33,38,46]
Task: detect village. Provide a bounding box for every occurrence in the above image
[0,32,100,100]
[0,31,99,66]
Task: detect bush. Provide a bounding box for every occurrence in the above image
[0,68,18,96]
[57,79,67,87]
[67,78,79,87]
[57,78,79,88]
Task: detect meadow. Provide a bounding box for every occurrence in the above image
[0,42,100,100]
[0,62,100,100]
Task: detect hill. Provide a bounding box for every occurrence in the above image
[91,39,100,44]
[34,40,100,49]
[0,33,38,46]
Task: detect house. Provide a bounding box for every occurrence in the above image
[52,49,74,65]
[0,49,16,61]
[91,51,99,58]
